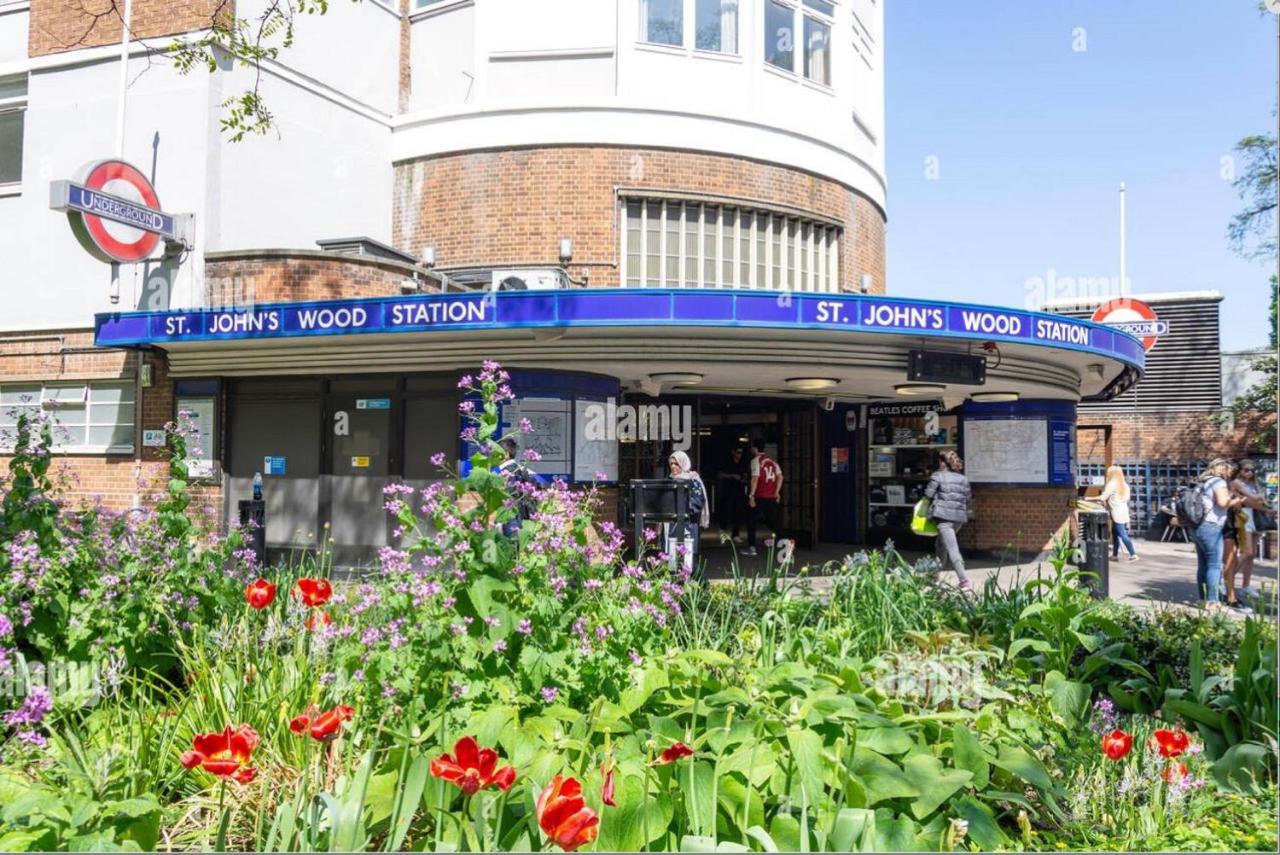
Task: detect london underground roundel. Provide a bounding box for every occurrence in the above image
[66,160,163,264]
[1091,297,1167,352]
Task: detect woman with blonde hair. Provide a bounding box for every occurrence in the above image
[1098,464,1138,562]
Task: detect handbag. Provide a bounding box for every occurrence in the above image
[911,498,938,537]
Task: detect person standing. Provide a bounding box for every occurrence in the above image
[1224,460,1274,610]
[925,450,972,591]
[1098,465,1139,562]
[716,445,749,543]
[1189,458,1239,611]
[668,450,709,577]
[743,438,783,557]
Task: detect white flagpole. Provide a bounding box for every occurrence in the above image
[114,0,133,157]
[1118,182,1127,296]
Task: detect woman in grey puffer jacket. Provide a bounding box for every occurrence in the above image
[924,450,972,590]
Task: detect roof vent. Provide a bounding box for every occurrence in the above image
[316,237,418,265]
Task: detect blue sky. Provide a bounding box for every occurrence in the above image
[885,0,1276,349]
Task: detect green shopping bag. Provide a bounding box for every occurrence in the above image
[911,498,938,537]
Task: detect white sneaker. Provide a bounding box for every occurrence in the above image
[1128,554,1140,562]
[1239,585,1259,599]
[741,546,758,557]
[732,535,745,544]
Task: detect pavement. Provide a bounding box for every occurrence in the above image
[698,534,1279,615]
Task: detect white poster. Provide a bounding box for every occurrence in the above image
[506,398,571,477]
[964,419,1048,484]
[177,396,217,478]
[574,399,618,482]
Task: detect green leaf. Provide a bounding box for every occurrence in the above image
[954,795,1010,851]
[595,774,672,851]
[388,756,430,852]
[902,753,972,819]
[720,743,778,787]
[856,727,911,755]
[827,808,876,852]
[767,813,801,853]
[679,760,717,837]
[1047,676,1091,724]
[620,663,670,715]
[786,728,825,807]
[680,835,749,852]
[992,745,1054,793]
[872,809,918,852]
[744,826,779,852]
[851,748,919,805]
[950,725,989,790]
[1211,742,1275,794]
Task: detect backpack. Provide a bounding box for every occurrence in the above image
[1175,482,1207,527]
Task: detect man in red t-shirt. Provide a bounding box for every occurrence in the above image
[743,438,783,556]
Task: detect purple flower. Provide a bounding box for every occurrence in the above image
[430,451,447,466]
[459,400,475,414]
[541,686,559,704]
[519,418,534,433]
[517,619,533,635]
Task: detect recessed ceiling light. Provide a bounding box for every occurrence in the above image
[785,377,839,392]
[895,383,946,396]
[970,391,1021,403]
[648,372,704,385]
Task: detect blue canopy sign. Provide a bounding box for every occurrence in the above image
[95,288,1145,370]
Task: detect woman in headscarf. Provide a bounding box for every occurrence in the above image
[669,450,710,530]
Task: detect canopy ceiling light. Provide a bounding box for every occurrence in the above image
[648,372,704,385]
[894,383,946,396]
[970,391,1021,403]
[785,377,839,392]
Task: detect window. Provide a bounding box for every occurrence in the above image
[621,196,841,292]
[0,75,26,187]
[803,12,831,84]
[642,0,684,47]
[764,1,794,71]
[0,381,135,453]
[695,0,738,53]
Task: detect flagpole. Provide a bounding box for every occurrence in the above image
[114,0,133,157]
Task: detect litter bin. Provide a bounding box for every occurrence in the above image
[238,499,267,568]
[628,479,699,577]
[1078,507,1110,598]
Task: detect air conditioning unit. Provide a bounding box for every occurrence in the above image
[490,268,568,292]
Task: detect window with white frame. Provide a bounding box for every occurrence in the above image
[0,74,27,187]
[695,0,738,53]
[764,0,795,70]
[765,1,833,84]
[0,381,136,453]
[642,0,684,46]
[621,196,841,292]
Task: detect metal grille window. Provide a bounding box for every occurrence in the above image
[621,197,840,292]
[0,74,27,187]
[0,381,135,453]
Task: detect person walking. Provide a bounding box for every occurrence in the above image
[1224,460,1274,610]
[1098,465,1139,562]
[924,450,972,592]
[1189,458,1239,611]
[742,438,783,557]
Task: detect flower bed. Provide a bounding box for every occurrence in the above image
[0,363,1275,852]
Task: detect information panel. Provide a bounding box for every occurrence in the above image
[964,420,1049,484]
[574,399,619,483]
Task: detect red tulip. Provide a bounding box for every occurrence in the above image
[655,741,694,765]
[1162,761,1189,783]
[536,775,599,852]
[180,724,259,783]
[245,578,276,610]
[290,704,354,741]
[601,762,616,807]
[1101,729,1133,761]
[295,577,333,607]
[430,736,517,795]
[304,610,332,631]
[1152,729,1190,758]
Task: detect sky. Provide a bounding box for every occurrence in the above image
[884,0,1277,349]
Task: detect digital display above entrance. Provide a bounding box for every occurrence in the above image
[94,289,1145,369]
[908,350,987,386]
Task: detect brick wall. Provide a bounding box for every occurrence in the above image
[961,484,1077,561]
[1077,409,1276,464]
[0,331,220,516]
[392,147,887,294]
[29,0,228,57]
[205,250,438,306]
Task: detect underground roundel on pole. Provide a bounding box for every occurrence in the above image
[63,160,164,264]
[1090,297,1168,352]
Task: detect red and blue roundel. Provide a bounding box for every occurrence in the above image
[66,160,163,264]
[1091,297,1168,352]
